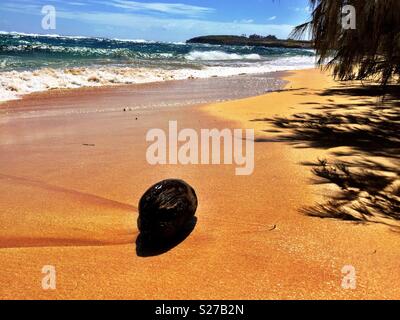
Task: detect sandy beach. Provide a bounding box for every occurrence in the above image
[1,68,399,300]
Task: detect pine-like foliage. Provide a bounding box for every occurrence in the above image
[291,0,400,85]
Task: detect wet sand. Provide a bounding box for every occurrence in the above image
[0,69,399,299]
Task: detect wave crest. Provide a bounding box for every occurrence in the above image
[185,50,261,61]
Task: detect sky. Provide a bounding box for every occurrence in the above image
[0,0,312,42]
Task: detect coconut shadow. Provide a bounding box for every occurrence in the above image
[136,216,197,257]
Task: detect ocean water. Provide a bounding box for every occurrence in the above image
[0,32,316,102]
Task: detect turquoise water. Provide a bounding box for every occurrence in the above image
[0,32,314,71]
[0,32,315,102]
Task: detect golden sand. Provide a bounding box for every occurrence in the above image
[0,69,399,300]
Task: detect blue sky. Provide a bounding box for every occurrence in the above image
[0,0,312,41]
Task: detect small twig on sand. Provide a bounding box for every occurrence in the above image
[269,224,277,231]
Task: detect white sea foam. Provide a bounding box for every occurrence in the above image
[185,50,262,61]
[112,38,155,44]
[0,31,158,44]
[0,31,91,39]
[0,56,316,102]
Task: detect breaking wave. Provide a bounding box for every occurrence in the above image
[0,32,316,102]
[185,51,262,61]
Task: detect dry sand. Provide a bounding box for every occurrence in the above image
[0,69,399,300]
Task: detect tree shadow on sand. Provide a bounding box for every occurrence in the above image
[253,84,400,225]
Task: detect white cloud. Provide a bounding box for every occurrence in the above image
[291,6,312,13]
[234,19,254,24]
[99,0,215,17]
[0,1,295,41]
[55,10,294,41]
[69,2,87,6]
[305,6,312,13]
[267,16,276,21]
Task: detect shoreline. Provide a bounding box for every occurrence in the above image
[0,71,289,116]
[0,62,314,104]
[1,68,399,299]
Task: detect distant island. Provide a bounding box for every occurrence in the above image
[187,34,313,49]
